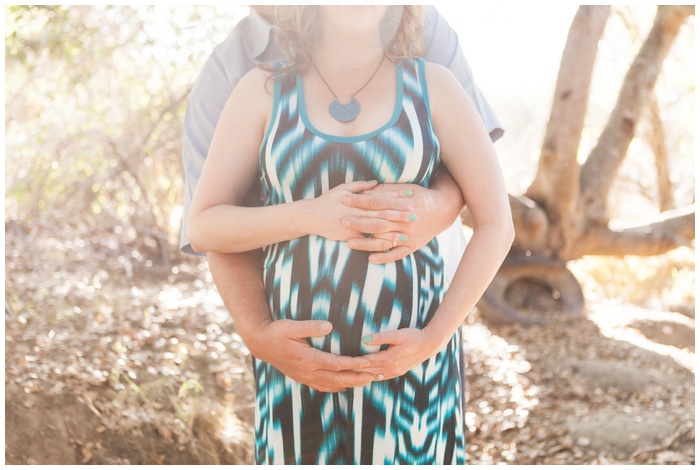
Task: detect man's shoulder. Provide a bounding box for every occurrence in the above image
[210,15,256,58]
[191,15,263,94]
[213,11,273,57]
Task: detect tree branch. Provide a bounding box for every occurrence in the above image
[645,93,674,211]
[509,194,551,256]
[525,6,610,258]
[526,6,610,212]
[580,5,695,223]
[463,194,551,256]
[571,205,695,258]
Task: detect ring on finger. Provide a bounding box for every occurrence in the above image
[376,373,385,380]
[392,240,398,248]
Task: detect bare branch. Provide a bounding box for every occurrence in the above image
[509,195,551,256]
[645,93,675,211]
[580,6,695,223]
[571,205,695,258]
[526,6,610,211]
[463,194,551,256]
[525,6,610,258]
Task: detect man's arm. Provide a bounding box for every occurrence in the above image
[421,5,504,142]
[207,251,373,392]
[181,13,372,392]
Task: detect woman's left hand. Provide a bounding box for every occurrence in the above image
[341,181,461,264]
[354,328,446,380]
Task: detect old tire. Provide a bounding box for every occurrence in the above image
[476,254,584,325]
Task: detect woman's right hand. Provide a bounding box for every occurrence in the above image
[309,180,413,243]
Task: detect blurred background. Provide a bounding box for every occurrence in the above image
[4,5,695,465]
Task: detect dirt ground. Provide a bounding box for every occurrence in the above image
[4,233,695,465]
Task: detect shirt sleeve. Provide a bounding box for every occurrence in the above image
[421,6,504,142]
[180,94,228,255]
[181,12,278,255]
[179,23,257,254]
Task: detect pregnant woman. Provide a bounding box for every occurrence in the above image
[188,5,513,465]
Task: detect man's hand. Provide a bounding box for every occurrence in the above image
[248,318,375,393]
[340,175,464,263]
[207,251,374,393]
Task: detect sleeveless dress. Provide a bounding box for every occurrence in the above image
[255,58,465,465]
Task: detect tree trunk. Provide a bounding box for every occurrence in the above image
[525,6,610,260]
[580,5,695,224]
[646,93,675,212]
[479,6,695,324]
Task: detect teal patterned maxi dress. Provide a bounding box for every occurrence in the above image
[255,58,465,465]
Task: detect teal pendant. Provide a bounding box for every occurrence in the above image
[329,98,361,122]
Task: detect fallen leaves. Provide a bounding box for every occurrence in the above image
[4,231,694,464]
[5,232,256,464]
[461,311,695,464]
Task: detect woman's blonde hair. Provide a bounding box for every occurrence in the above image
[272,6,424,74]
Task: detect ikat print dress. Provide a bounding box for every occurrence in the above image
[255,58,465,465]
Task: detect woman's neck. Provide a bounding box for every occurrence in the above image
[312,31,385,73]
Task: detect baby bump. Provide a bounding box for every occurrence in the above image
[263,236,445,357]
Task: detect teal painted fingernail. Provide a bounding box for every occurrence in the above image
[400,235,408,241]
[403,189,413,197]
[409,214,417,222]
[362,335,372,344]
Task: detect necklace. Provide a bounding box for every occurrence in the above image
[312,55,386,122]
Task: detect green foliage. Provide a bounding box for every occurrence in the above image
[5,5,245,263]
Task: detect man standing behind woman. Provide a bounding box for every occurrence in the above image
[181,5,504,395]
[186,5,513,465]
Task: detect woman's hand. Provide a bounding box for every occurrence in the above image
[309,180,414,242]
[353,327,448,380]
[341,178,463,263]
